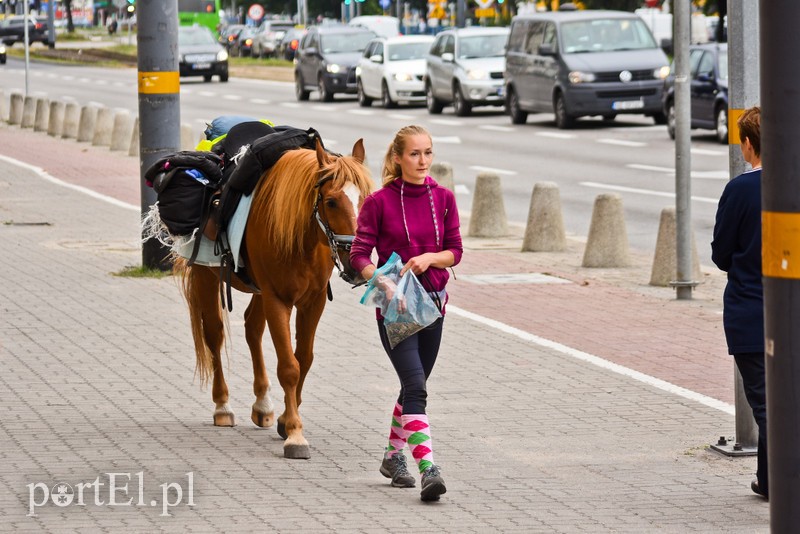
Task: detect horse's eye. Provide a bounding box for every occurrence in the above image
[325,199,337,209]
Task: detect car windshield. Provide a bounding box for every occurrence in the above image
[561,18,656,53]
[179,28,217,46]
[718,50,728,80]
[457,35,507,59]
[321,32,375,53]
[386,42,431,61]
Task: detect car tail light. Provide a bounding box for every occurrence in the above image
[228,35,235,43]
[245,38,253,46]
[35,23,44,29]
[291,39,298,50]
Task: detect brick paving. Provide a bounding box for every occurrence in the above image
[0,122,769,532]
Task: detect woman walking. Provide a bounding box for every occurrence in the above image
[350,125,463,501]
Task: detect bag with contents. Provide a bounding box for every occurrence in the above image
[360,252,442,348]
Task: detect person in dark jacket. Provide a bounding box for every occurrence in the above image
[711,106,767,500]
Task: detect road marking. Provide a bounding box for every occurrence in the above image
[347,109,375,115]
[580,181,718,204]
[95,79,109,86]
[597,138,646,147]
[311,105,334,112]
[0,155,138,212]
[479,125,515,132]
[535,131,576,139]
[198,91,215,97]
[455,184,470,195]
[470,165,517,176]
[430,118,463,126]
[691,148,727,156]
[280,102,301,108]
[431,136,461,144]
[222,94,242,101]
[627,163,674,173]
[693,170,729,179]
[448,305,734,415]
[627,164,729,180]
[250,98,270,105]
[388,113,415,120]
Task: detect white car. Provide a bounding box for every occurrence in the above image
[356,35,435,108]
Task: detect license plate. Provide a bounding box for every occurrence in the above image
[612,99,644,110]
[193,62,211,70]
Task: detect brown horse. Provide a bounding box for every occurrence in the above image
[175,138,373,459]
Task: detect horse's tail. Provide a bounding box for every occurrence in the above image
[173,257,219,386]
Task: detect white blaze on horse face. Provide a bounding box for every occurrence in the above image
[343,183,360,221]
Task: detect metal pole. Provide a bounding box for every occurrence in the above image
[456,0,466,28]
[137,0,180,270]
[23,0,30,95]
[47,0,55,48]
[762,0,800,526]
[671,0,694,300]
[727,0,760,454]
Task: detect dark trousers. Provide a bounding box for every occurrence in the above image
[733,352,768,495]
[378,318,443,415]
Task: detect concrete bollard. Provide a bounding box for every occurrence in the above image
[128,116,140,157]
[522,182,567,252]
[77,105,99,142]
[649,207,702,286]
[34,97,51,132]
[92,106,115,146]
[430,162,455,192]
[47,100,66,137]
[8,92,24,125]
[110,110,134,151]
[62,101,81,139]
[468,172,508,238]
[0,88,7,122]
[180,122,196,151]
[582,193,630,268]
[21,95,37,128]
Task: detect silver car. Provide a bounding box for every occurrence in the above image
[424,27,509,116]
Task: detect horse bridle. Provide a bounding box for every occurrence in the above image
[312,174,362,286]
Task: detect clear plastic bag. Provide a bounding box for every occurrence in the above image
[360,252,442,349]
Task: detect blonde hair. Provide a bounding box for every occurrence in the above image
[381,125,432,186]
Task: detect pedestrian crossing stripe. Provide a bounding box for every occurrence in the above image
[138,71,180,94]
[762,211,800,279]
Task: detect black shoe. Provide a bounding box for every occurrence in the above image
[420,465,446,502]
[380,453,415,488]
[751,480,769,500]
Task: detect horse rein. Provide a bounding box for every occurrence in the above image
[311,174,362,287]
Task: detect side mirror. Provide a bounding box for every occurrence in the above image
[305,47,318,56]
[660,38,673,56]
[370,54,383,64]
[696,72,713,82]
[539,42,555,56]
[441,52,454,62]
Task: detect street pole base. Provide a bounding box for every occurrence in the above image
[709,436,757,457]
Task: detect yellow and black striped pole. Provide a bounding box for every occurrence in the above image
[761,0,800,526]
[137,0,181,270]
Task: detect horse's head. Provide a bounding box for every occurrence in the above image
[313,137,372,286]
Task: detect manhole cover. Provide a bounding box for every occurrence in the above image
[458,273,571,285]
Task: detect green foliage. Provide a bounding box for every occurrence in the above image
[113,265,173,278]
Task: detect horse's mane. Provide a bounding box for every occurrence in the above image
[249,147,373,260]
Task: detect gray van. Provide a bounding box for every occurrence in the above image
[504,10,670,128]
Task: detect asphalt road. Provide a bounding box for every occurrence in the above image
[1,58,732,265]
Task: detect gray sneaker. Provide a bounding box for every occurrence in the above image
[380,453,416,488]
[420,465,446,502]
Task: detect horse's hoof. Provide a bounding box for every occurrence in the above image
[277,421,288,440]
[214,413,235,427]
[251,409,275,428]
[284,443,310,459]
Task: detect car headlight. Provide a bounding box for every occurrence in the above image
[394,72,414,82]
[355,66,362,76]
[568,71,596,84]
[326,63,341,74]
[653,65,670,80]
[217,50,228,61]
[466,69,488,80]
[0,45,5,54]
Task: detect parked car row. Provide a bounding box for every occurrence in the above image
[0,15,48,46]
[219,19,301,59]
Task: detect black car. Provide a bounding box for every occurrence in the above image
[0,15,48,46]
[294,25,376,102]
[662,43,728,143]
[178,26,229,83]
[230,26,256,57]
[277,27,306,61]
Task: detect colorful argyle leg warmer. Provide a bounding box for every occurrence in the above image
[385,402,406,459]
[402,414,434,473]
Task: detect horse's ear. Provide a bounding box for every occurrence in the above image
[351,139,365,164]
[315,137,329,167]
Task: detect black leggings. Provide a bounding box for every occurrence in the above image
[377,317,444,414]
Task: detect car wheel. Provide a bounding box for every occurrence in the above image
[381,81,397,109]
[554,92,575,129]
[295,73,310,101]
[203,75,212,83]
[220,73,229,83]
[666,101,676,140]
[0,57,5,65]
[452,82,472,117]
[652,111,668,125]
[318,75,333,102]
[715,106,728,144]
[602,114,617,121]
[507,87,527,125]
[357,80,373,107]
[426,83,443,114]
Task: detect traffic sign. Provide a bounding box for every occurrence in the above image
[475,7,496,17]
[248,4,265,21]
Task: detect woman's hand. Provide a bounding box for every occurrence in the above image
[400,253,434,277]
[377,275,406,313]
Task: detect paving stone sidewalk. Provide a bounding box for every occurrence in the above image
[0,123,769,532]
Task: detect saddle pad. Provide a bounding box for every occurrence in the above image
[175,193,253,269]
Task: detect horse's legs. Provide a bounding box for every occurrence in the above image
[262,296,310,459]
[245,295,275,428]
[293,291,327,411]
[190,266,234,427]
